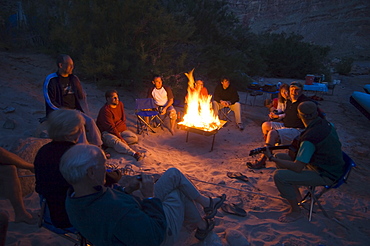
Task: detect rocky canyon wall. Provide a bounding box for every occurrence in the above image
[227,0,370,59]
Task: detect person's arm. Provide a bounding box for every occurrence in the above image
[0,147,34,171]
[43,74,61,110]
[264,141,315,173]
[161,86,174,114]
[229,86,240,105]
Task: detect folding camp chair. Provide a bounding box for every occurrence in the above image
[38,196,90,246]
[219,107,232,122]
[135,98,166,135]
[299,151,356,221]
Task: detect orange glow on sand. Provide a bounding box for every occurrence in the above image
[178,69,223,131]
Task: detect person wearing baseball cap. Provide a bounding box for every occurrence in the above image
[263,101,345,222]
[248,81,312,169]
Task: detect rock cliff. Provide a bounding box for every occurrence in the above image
[227,0,370,59]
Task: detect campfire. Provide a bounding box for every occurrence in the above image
[177,69,224,132]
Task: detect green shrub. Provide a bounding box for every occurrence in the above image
[335,57,354,75]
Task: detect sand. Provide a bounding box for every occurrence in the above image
[0,51,369,246]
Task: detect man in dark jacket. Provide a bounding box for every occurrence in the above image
[43,54,102,146]
[212,77,243,130]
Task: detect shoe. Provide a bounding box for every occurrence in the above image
[221,203,247,217]
[227,172,248,182]
[246,157,266,169]
[194,219,215,241]
[133,152,143,161]
[204,194,226,219]
[237,123,244,131]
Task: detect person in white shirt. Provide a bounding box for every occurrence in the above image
[147,75,177,134]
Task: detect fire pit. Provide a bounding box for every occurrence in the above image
[177,68,227,151]
[178,120,227,151]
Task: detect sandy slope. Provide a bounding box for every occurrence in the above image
[0,51,369,246]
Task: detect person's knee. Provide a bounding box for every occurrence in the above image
[166,167,180,175]
[169,110,177,120]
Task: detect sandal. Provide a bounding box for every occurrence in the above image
[227,172,249,182]
[203,194,226,219]
[246,157,266,169]
[221,203,247,217]
[194,219,215,241]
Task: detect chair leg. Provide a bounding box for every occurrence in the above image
[306,186,330,221]
[137,116,156,133]
[308,188,315,221]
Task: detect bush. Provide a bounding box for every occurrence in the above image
[335,57,354,75]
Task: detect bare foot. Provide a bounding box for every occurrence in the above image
[15,212,37,225]
[278,210,303,223]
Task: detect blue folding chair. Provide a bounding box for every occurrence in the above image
[135,98,166,135]
[300,151,356,221]
[38,195,90,245]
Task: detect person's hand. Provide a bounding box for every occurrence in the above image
[262,146,273,160]
[140,174,155,198]
[160,107,167,115]
[269,112,278,119]
[118,175,140,194]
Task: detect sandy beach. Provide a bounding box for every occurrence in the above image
[0,51,369,246]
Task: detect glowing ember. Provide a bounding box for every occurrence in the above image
[178,69,223,131]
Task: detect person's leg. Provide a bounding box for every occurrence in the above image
[167,107,177,133]
[80,112,103,147]
[0,165,35,224]
[155,169,220,243]
[212,101,222,118]
[274,169,332,222]
[230,102,242,124]
[101,132,136,156]
[276,128,301,145]
[154,168,223,212]
[120,130,139,145]
[261,121,273,138]
[0,211,8,246]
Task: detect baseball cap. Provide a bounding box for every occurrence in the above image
[290,81,303,89]
[298,101,318,120]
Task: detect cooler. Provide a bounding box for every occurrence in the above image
[305,74,315,85]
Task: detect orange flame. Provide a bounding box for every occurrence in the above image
[178,69,223,131]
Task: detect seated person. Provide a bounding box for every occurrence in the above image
[184,79,209,113]
[0,147,36,224]
[248,82,312,169]
[34,109,120,228]
[60,144,226,245]
[262,83,290,136]
[264,101,345,222]
[212,77,243,130]
[264,98,278,112]
[96,89,142,161]
[147,75,177,133]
